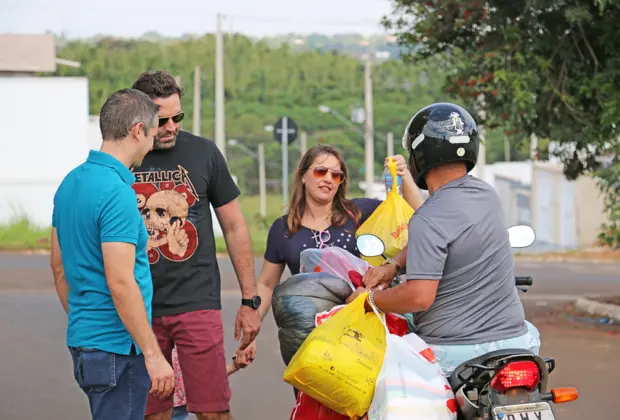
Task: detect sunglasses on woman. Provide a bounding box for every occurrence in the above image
[158,112,185,127]
[310,166,345,184]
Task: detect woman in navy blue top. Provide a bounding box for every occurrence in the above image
[250,144,423,355]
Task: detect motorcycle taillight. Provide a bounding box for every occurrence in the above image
[490,361,540,394]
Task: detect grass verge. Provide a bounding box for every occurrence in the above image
[4,193,619,261]
[0,217,51,251]
[0,195,285,254]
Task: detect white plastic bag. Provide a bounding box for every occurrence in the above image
[367,310,457,420]
[299,247,371,288]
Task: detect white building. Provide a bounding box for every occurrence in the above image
[361,156,607,250]
[0,34,227,238]
[0,76,90,227]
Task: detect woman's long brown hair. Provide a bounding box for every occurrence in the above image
[286,144,361,235]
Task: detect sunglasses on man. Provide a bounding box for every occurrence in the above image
[158,112,185,127]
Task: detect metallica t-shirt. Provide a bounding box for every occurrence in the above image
[131,130,240,317]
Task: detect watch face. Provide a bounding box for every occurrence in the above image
[243,296,261,309]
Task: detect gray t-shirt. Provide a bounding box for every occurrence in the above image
[405,175,527,345]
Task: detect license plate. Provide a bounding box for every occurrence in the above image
[493,401,556,420]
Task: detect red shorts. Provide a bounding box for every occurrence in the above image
[145,310,231,415]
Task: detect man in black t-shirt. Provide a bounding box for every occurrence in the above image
[131,71,261,420]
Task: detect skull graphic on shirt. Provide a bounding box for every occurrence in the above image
[141,190,189,257]
[132,166,199,264]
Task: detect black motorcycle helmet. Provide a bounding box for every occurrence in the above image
[401,102,479,190]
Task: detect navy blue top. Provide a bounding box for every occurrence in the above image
[264,198,381,274]
[52,150,152,355]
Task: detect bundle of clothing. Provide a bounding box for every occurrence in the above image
[271,272,352,365]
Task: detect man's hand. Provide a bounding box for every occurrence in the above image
[236,340,257,368]
[346,287,368,304]
[363,264,397,289]
[235,306,261,350]
[144,354,175,400]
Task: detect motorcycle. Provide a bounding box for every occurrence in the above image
[356,225,578,420]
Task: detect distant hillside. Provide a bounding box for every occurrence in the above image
[258,33,409,60]
[54,31,410,61]
[50,32,524,194]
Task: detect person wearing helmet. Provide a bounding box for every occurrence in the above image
[350,102,540,375]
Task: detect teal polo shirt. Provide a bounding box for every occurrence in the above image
[52,150,153,355]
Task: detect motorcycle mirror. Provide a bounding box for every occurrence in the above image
[508,225,536,248]
[356,234,386,257]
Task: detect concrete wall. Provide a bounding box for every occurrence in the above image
[575,175,607,247]
[530,161,607,248]
[471,161,532,190]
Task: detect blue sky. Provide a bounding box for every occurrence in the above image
[1,0,394,38]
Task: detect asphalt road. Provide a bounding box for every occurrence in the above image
[2,253,619,299]
[0,254,618,419]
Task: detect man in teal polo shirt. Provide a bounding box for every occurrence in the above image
[50,88,175,420]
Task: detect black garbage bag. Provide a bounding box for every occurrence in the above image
[271,272,353,365]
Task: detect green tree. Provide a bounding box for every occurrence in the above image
[50,33,523,193]
[382,0,620,246]
[52,35,446,187]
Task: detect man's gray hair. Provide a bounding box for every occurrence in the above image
[99,88,160,141]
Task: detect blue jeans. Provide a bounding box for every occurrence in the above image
[172,405,189,420]
[69,346,150,420]
[428,321,542,376]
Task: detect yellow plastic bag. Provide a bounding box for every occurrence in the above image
[356,158,415,266]
[283,292,387,419]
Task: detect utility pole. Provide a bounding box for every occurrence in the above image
[504,135,511,162]
[387,131,394,157]
[364,57,375,197]
[530,133,539,160]
[192,66,201,136]
[258,143,267,219]
[281,117,290,206]
[529,132,538,233]
[300,131,307,156]
[174,75,182,86]
[478,126,487,180]
[215,13,226,159]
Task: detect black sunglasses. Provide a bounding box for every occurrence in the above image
[158,112,185,127]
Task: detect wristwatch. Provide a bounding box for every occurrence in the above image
[382,257,401,273]
[241,295,262,310]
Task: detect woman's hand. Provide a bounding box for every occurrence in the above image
[236,340,256,368]
[385,155,409,177]
[228,340,257,376]
[387,154,424,210]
